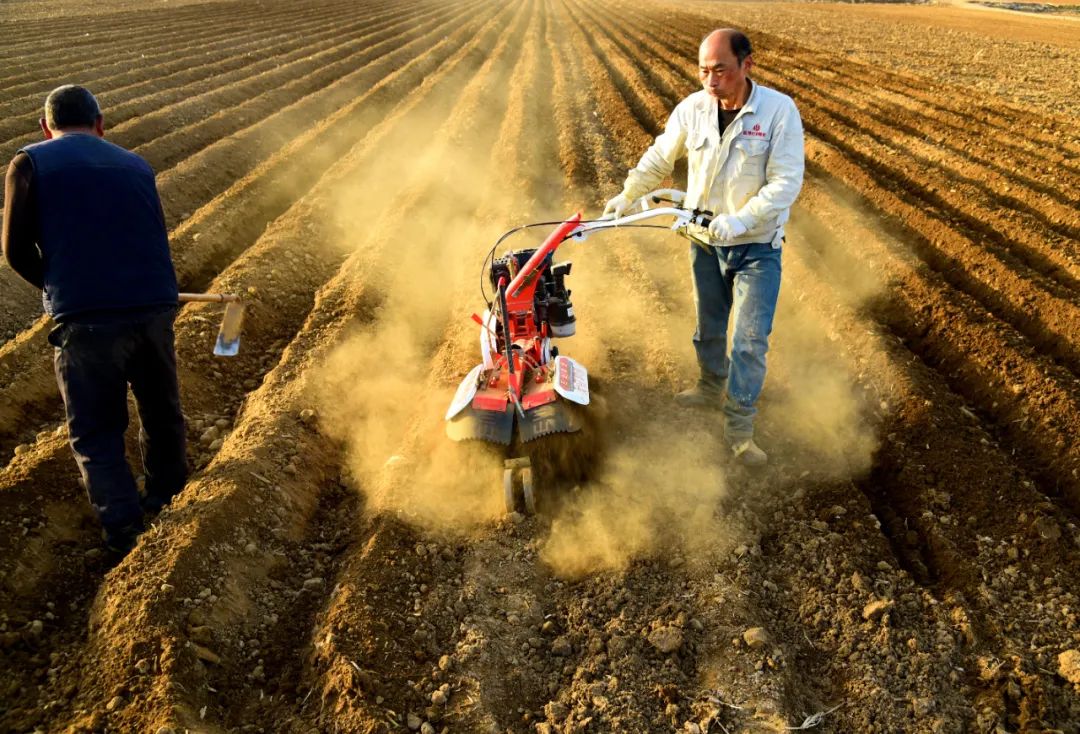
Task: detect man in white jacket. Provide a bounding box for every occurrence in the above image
[603,29,805,466]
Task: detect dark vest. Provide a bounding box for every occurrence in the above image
[20,134,178,321]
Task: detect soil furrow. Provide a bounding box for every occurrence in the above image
[0,0,359,108]
[784,175,1080,728]
[0,3,518,728]
[777,54,1080,208]
[648,2,1080,158]
[614,13,1080,386]
[0,3,270,61]
[0,6,309,104]
[0,0,489,460]
[0,0,400,157]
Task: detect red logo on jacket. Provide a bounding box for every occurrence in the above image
[742,123,767,138]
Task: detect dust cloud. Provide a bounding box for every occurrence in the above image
[310,43,884,577]
[311,57,536,531]
[541,423,733,578]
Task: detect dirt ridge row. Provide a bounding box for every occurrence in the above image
[0,0,401,154]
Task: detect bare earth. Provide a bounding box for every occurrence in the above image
[1,1,1079,733]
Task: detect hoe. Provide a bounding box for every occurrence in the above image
[445,189,713,513]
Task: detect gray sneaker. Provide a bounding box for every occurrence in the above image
[730,438,768,467]
[674,381,724,408]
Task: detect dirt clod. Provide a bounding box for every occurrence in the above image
[742,627,771,650]
[647,626,684,654]
[1058,650,1080,686]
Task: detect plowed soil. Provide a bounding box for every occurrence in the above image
[2,1,1079,732]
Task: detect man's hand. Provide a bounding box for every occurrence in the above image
[602,193,632,220]
[707,215,748,243]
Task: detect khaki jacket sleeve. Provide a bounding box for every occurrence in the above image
[621,103,690,202]
[733,98,805,230]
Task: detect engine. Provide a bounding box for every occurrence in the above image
[490,249,576,339]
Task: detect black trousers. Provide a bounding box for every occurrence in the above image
[49,308,187,534]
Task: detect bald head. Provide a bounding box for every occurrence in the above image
[698,29,754,107]
[700,29,753,66]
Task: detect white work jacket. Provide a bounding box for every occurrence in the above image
[621,81,805,247]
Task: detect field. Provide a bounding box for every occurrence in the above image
[1,0,1079,732]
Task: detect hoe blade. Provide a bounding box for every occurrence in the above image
[213,301,245,357]
[519,401,582,442]
[447,404,514,445]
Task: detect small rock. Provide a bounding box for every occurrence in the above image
[134,658,152,675]
[743,627,771,649]
[155,727,177,734]
[541,620,556,635]
[106,695,124,712]
[199,426,219,445]
[406,712,422,731]
[189,626,214,645]
[551,636,572,656]
[13,444,30,456]
[299,408,317,424]
[430,688,448,706]
[303,577,325,590]
[160,583,174,593]
[420,724,435,734]
[1034,517,1061,541]
[912,696,935,716]
[29,620,44,637]
[1058,649,1080,685]
[437,654,451,671]
[85,548,103,560]
[862,599,895,623]
[191,644,221,665]
[648,626,684,654]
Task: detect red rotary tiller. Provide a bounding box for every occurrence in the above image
[445,190,713,513]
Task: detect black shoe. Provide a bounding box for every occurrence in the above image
[101,521,144,556]
[674,380,724,408]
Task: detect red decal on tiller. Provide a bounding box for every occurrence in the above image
[558,362,574,391]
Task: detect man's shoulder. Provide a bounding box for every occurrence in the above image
[676,89,712,110]
[22,135,152,173]
[671,90,713,123]
[751,83,798,112]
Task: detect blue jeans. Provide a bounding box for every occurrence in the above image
[689,242,782,441]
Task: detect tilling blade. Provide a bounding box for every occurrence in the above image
[446,404,514,445]
[518,401,582,442]
[213,301,245,357]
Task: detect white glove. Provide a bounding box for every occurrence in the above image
[602,193,632,220]
[708,215,748,242]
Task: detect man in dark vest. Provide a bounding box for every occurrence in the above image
[2,85,186,554]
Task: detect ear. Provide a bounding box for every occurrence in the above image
[94,114,105,138]
[39,118,53,140]
[743,56,754,73]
